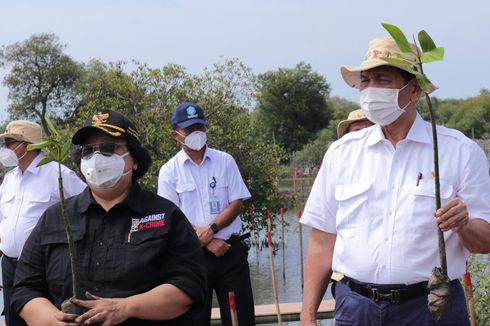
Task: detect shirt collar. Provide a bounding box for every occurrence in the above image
[176,146,212,166]
[365,112,431,147]
[24,152,44,175]
[365,124,386,147]
[76,181,145,214]
[122,182,146,214]
[76,186,96,213]
[405,113,432,144]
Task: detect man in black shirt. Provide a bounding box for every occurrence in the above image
[11,110,206,325]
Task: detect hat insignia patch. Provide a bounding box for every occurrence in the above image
[365,50,392,60]
[186,106,198,119]
[92,113,109,125]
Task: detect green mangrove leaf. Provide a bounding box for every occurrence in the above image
[417,75,433,93]
[37,155,55,167]
[61,140,72,160]
[52,147,60,161]
[418,30,437,52]
[380,57,415,67]
[45,114,59,136]
[27,140,51,151]
[408,65,421,74]
[421,47,445,63]
[381,23,412,53]
[391,53,406,59]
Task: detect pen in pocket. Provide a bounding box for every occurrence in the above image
[416,172,423,186]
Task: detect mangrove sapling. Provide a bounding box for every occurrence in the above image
[381,23,449,316]
[27,114,83,314]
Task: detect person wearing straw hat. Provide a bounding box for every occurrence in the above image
[11,110,206,325]
[0,120,86,326]
[337,109,373,139]
[158,102,254,326]
[300,36,490,325]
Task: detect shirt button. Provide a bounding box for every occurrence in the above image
[99,241,104,246]
[94,287,99,292]
[384,237,388,241]
[95,262,100,267]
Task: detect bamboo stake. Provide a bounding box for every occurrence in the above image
[298,211,304,291]
[292,160,298,193]
[250,205,259,266]
[463,272,477,326]
[280,207,285,282]
[267,210,282,325]
[228,291,239,326]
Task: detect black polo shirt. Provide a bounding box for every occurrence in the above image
[11,182,206,325]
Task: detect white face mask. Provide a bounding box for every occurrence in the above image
[81,152,130,188]
[360,80,413,126]
[178,130,207,151]
[0,142,25,167]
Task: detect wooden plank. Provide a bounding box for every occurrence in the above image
[211,299,335,324]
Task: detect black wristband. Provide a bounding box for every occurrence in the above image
[210,223,220,234]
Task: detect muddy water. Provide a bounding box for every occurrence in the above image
[245,211,334,325]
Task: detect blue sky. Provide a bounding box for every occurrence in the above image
[1,0,489,122]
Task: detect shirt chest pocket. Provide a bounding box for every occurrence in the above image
[40,225,85,283]
[0,190,15,203]
[334,181,372,229]
[122,227,170,282]
[411,180,454,199]
[24,192,53,217]
[410,180,455,218]
[0,191,15,217]
[127,226,169,246]
[176,183,196,207]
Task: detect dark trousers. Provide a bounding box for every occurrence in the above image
[2,256,27,326]
[195,241,255,326]
[334,278,470,326]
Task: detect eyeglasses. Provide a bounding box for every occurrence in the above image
[80,142,127,158]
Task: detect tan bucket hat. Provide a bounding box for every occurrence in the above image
[0,120,43,144]
[341,36,437,93]
[337,109,371,138]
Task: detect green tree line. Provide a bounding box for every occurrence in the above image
[1,33,489,226]
[1,32,489,323]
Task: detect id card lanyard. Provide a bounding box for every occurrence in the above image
[209,176,221,214]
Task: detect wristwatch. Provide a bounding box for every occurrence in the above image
[210,223,220,234]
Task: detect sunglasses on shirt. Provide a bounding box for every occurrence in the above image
[80,142,127,158]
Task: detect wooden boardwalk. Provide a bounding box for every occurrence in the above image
[0,300,335,326]
[211,299,335,325]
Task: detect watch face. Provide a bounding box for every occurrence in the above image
[211,223,219,234]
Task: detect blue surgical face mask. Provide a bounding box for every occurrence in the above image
[360,80,413,126]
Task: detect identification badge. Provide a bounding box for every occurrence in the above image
[209,195,221,214]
